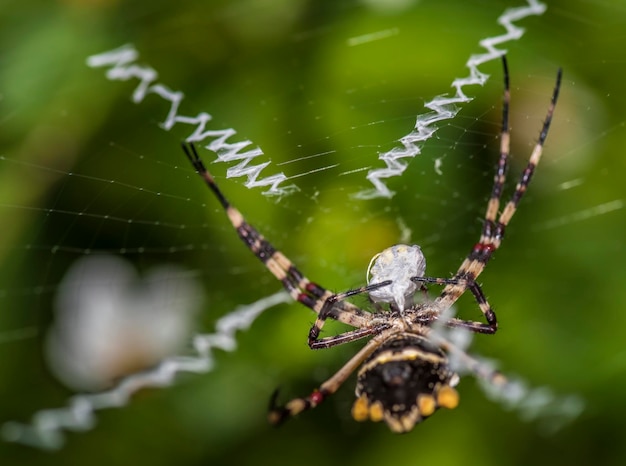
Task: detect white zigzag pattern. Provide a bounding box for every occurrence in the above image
[2,291,291,450]
[353,0,548,199]
[86,45,298,197]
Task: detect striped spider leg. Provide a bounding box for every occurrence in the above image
[308,57,562,345]
[182,142,389,348]
[181,56,562,432]
[429,58,562,331]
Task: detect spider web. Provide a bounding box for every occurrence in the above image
[1,0,625,463]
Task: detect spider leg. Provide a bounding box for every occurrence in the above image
[268,331,388,425]
[435,57,562,320]
[309,324,390,349]
[494,66,562,244]
[307,281,391,348]
[412,276,497,334]
[476,57,562,266]
[182,142,371,330]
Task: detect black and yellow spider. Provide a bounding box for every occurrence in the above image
[182,56,562,433]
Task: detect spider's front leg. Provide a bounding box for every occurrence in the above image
[433,59,561,334]
[412,275,498,334]
[307,281,392,349]
[182,142,372,330]
[269,332,386,425]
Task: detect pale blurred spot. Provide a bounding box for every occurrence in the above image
[45,254,203,391]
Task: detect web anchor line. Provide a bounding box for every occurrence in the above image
[354,0,549,199]
[86,45,297,197]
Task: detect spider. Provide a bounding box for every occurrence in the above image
[182,56,562,433]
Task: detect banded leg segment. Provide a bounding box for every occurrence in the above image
[268,331,389,425]
[492,64,562,249]
[480,56,511,245]
[182,142,370,330]
[438,59,563,312]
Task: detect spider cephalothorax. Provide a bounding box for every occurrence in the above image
[182,56,562,432]
[367,244,427,312]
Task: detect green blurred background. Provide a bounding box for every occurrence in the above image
[1,0,625,465]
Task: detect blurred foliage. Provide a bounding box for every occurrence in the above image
[1,0,626,465]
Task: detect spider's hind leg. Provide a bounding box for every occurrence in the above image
[269,333,386,425]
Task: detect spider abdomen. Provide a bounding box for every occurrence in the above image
[352,333,460,433]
